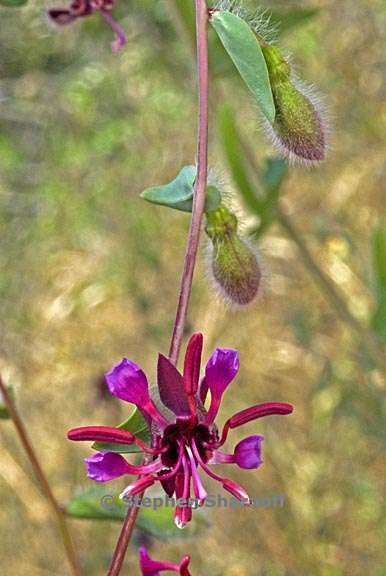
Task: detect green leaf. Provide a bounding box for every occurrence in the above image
[371,225,386,340]
[141,165,222,213]
[218,104,287,237]
[0,385,14,420]
[66,486,209,538]
[210,11,275,123]
[0,0,28,6]
[92,407,150,454]
[269,8,320,35]
[218,104,262,215]
[263,157,288,194]
[66,487,127,521]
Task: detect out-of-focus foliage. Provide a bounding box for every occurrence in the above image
[66,485,209,538]
[1,1,386,575]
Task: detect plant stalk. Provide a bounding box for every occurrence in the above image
[169,0,209,365]
[106,1,210,573]
[0,376,82,576]
[106,492,144,576]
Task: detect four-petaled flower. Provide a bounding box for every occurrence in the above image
[48,0,127,52]
[139,546,191,576]
[68,333,293,528]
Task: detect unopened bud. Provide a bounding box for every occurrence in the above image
[205,205,262,305]
[261,45,326,163]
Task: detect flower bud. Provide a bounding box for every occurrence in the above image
[261,45,326,163]
[205,205,262,305]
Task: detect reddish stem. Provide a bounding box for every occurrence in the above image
[0,376,82,576]
[168,0,209,365]
[106,494,143,576]
[106,1,210,573]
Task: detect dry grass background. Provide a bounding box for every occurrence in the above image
[1,0,385,574]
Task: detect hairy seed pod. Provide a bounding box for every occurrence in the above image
[205,205,262,305]
[261,45,326,163]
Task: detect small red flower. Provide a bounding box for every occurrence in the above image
[68,333,293,528]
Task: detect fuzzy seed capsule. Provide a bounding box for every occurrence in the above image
[261,45,326,163]
[205,205,262,305]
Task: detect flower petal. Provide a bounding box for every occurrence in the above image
[183,333,203,396]
[106,358,150,405]
[120,476,156,499]
[68,425,135,445]
[229,402,293,429]
[205,348,239,423]
[222,478,250,504]
[139,546,191,575]
[234,435,264,469]
[199,376,209,404]
[106,358,168,427]
[85,452,131,482]
[157,354,190,417]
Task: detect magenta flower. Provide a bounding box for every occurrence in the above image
[48,0,127,52]
[139,546,191,576]
[68,333,293,528]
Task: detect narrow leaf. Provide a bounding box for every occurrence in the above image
[210,11,275,123]
[218,104,261,214]
[92,408,150,454]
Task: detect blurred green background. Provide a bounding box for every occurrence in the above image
[1,0,386,574]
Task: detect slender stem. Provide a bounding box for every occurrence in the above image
[106,3,209,573]
[106,494,143,576]
[0,376,82,576]
[169,0,209,365]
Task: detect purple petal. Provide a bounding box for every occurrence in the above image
[205,348,239,423]
[234,435,264,469]
[139,546,191,575]
[85,452,130,482]
[106,358,151,407]
[157,354,190,417]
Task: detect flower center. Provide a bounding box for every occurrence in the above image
[161,422,215,468]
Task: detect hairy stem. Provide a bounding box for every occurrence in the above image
[169,0,209,365]
[0,376,81,576]
[106,2,209,572]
